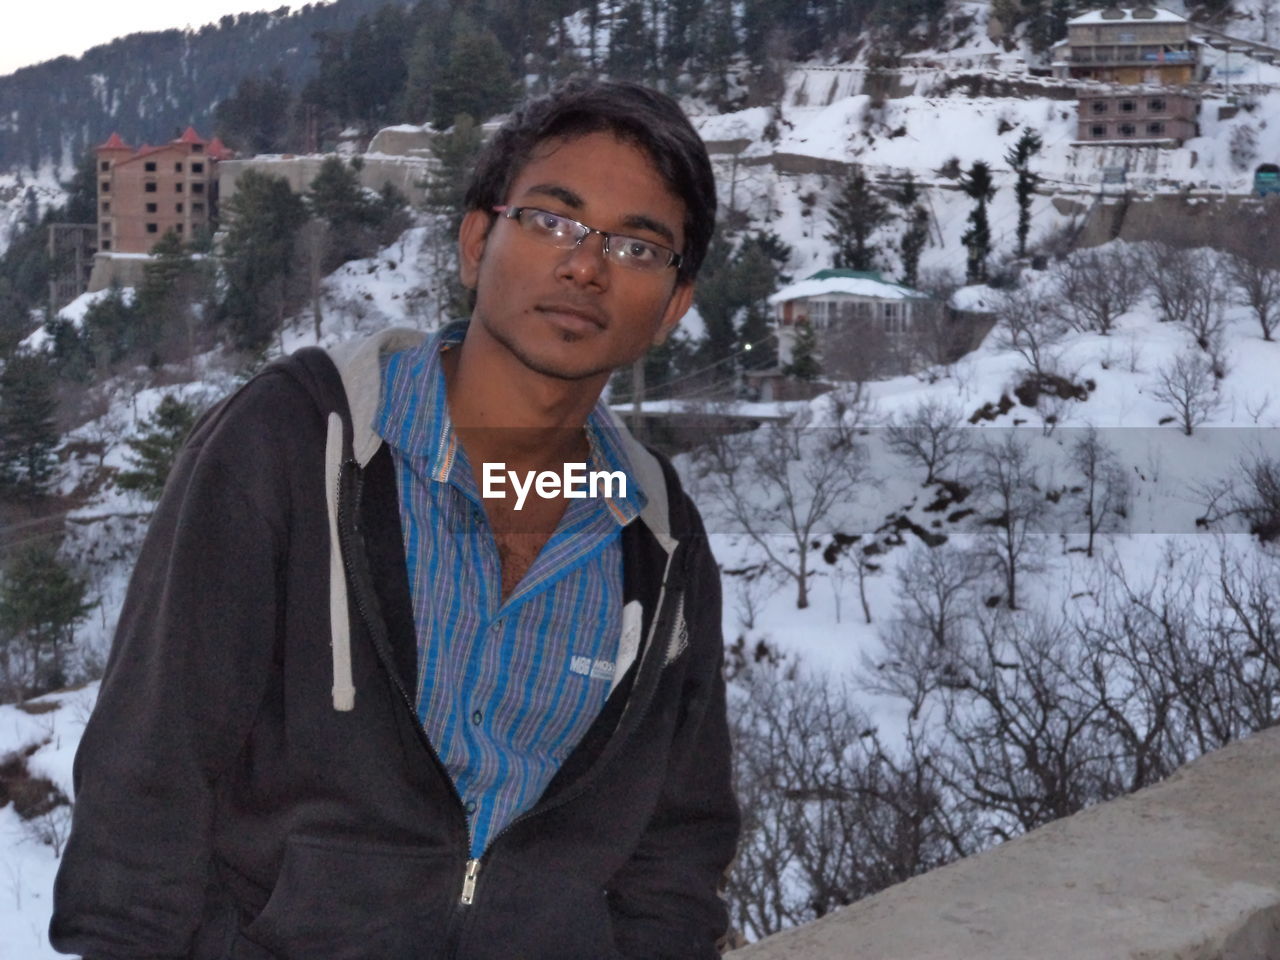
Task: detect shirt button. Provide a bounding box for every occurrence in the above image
[465,799,477,815]
[472,709,483,725]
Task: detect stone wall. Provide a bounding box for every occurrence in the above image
[730,726,1280,960]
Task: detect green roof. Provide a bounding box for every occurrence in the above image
[807,268,886,282]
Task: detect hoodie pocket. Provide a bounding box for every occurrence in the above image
[237,834,456,959]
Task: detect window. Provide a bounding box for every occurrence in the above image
[193,202,205,214]
[1091,124,1107,137]
[101,201,110,214]
[882,302,906,335]
[176,223,184,234]
[175,182,184,193]
[192,144,203,153]
[192,162,204,174]
[99,161,109,172]
[1091,100,1108,113]
[146,203,157,213]
[1147,122,1165,136]
[144,161,156,172]
[1118,31,1136,42]
[146,223,158,234]
[145,182,157,193]
[175,162,183,173]
[192,182,205,195]
[101,239,112,251]
[1149,98,1166,112]
[101,181,110,192]
[101,221,110,234]
[1119,123,1136,136]
[1120,100,1136,112]
[176,202,184,214]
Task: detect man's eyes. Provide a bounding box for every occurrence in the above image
[533,211,571,232]
[616,238,661,261]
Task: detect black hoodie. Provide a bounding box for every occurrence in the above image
[50,329,738,960]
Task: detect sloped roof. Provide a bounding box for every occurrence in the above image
[768,269,931,304]
[176,126,206,145]
[1069,7,1186,25]
[206,136,233,160]
[97,132,132,151]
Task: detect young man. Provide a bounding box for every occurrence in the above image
[50,80,738,959]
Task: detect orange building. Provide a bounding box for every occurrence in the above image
[96,127,233,254]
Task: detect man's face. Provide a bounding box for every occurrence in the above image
[458,132,695,384]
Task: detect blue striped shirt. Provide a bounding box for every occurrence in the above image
[375,323,646,857]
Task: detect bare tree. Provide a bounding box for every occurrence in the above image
[994,284,1068,378]
[1179,249,1230,353]
[1152,350,1221,436]
[1227,249,1280,342]
[695,409,865,608]
[1053,244,1143,336]
[297,218,333,343]
[975,432,1045,610]
[1068,427,1129,558]
[1141,241,1201,326]
[884,399,970,486]
[894,544,986,650]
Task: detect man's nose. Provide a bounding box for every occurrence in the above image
[556,232,610,287]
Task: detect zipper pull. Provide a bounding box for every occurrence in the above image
[460,858,481,905]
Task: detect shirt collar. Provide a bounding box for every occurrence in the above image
[375,321,647,527]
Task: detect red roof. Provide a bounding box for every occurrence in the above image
[175,126,206,146]
[96,132,132,151]
[206,136,233,160]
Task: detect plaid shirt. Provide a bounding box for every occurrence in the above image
[375,323,645,857]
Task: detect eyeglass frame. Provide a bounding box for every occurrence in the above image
[492,205,684,273]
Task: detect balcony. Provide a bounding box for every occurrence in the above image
[1066,45,1197,66]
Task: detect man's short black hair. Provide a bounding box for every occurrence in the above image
[464,78,716,285]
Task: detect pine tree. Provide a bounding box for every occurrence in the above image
[960,160,996,284]
[783,321,820,381]
[220,170,308,351]
[1005,127,1043,259]
[0,353,58,499]
[897,173,930,289]
[826,166,892,272]
[432,18,517,129]
[0,544,93,700]
[214,70,293,154]
[307,157,381,268]
[115,394,200,502]
[134,231,204,364]
[608,2,657,81]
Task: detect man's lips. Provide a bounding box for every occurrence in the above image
[535,303,608,330]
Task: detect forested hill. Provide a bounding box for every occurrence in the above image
[0,0,421,173]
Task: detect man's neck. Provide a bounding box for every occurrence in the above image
[441,325,603,472]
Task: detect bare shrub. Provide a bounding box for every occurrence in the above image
[994,284,1067,378]
[1151,350,1221,436]
[1226,249,1280,342]
[1141,241,1201,326]
[1069,427,1129,557]
[884,399,970,486]
[974,432,1046,610]
[1053,245,1143,335]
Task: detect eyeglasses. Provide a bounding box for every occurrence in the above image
[493,205,682,274]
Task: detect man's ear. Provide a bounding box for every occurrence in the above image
[652,281,695,347]
[458,209,494,290]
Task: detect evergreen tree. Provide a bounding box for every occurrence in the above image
[0,544,93,700]
[423,114,485,319]
[0,353,59,498]
[783,321,820,381]
[134,231,209,365]
[959,160,996,284]
[116,394,200,501]
[214,70,293,154]
[826,166,892,272]
[1005,127,1043,259]
[692,233,744,373]
[608,2,657,81]
[220,170,309,350]
[432,19,517,128]
[308,157,380,268]
[402,17,449,124]
[345,6,412,133]
[897,172,930,289]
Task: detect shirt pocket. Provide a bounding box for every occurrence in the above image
[236,834,457,959]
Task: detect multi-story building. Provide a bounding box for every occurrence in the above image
[1075,89,1200,144]
[95,127,232,254]
[1054,6,1203,86]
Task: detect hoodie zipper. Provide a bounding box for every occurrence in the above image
[335,459,477,906]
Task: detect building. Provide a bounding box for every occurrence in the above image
[1054,6,1203,85]
[769,269,944,379]
[1074,88,1200,145]
[96,127,233,255]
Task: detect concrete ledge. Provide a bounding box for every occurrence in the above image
[730,727,1280,960]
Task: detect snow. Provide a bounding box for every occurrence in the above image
[1069,8,1188,25]
[770,273,932,304]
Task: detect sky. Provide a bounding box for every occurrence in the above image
[0,0,285,77]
